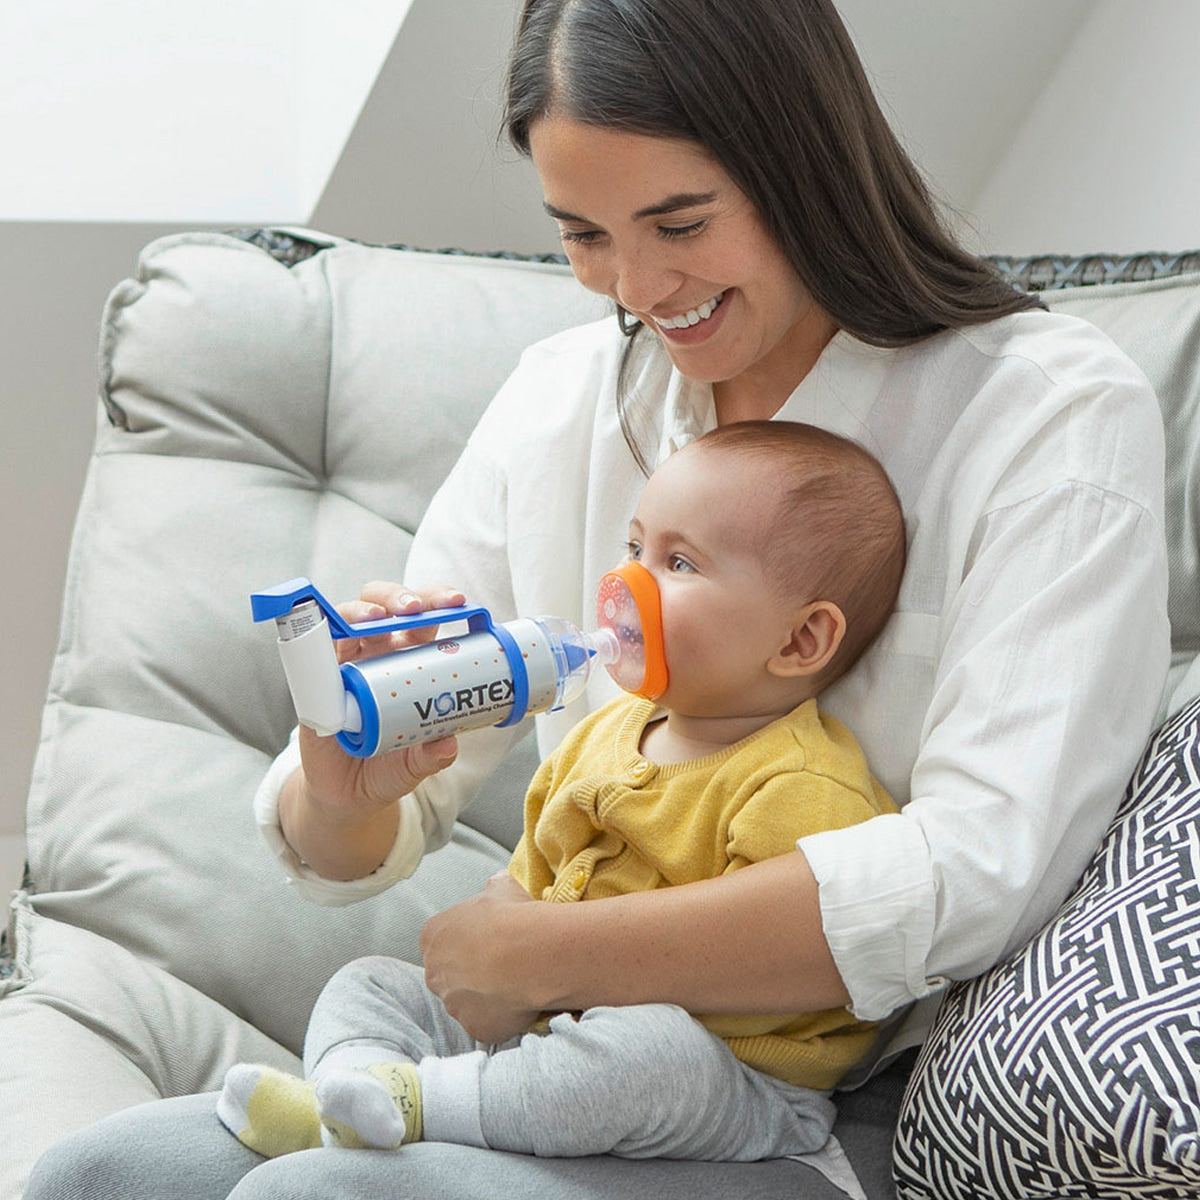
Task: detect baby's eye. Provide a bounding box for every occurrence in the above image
[668,554,697,573]
[625,541,643,561]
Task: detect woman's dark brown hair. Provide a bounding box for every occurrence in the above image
[505,0,1041,465]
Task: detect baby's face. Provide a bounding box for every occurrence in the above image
[620,444,801,716]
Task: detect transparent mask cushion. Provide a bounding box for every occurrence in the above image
[595,562,668,700]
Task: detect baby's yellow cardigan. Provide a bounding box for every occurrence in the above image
[509,694,898,1091]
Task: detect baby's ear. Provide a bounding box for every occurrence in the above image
[767,601,846,678]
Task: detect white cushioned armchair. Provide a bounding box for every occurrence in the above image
[4,229,1200,1199]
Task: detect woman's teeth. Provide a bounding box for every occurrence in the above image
[655,292,725,331]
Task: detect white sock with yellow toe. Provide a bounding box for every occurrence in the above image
[217,1064,323,1158]
[218,1058,423,1155]
[316,1061,423,1149]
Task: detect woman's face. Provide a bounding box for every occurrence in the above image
[528,115,835,411]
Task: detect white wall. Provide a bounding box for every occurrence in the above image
[312,0,546,251]
[970,0,1200,255]
[836,0,1091,247]
[4,1,1199,882]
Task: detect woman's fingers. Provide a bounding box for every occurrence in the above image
[332,583,468,663]
[420,875,543,1043]
[360,580,467,614]
[335,599,388,624]
[366,736,460,806]
[332,599,391,663]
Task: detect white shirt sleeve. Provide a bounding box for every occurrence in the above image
[803,480,1169,1021]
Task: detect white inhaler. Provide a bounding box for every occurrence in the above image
[251,578,619,757]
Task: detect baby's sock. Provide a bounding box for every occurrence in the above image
[217,1064,322,1158]
[315,1061,423,1150]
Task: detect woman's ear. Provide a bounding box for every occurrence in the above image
[767,601,846,678]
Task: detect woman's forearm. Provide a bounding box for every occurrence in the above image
[421,851,850,1041]
[274,710,460,882]
[528,851,850,1014]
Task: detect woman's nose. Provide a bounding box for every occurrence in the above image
[611,247,678,316]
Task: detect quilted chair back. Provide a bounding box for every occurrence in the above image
[19,230,606,1054]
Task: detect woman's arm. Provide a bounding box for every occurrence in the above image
[419,332,1172,1040]
[420,851,848,1043]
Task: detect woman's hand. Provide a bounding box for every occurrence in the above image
[279,581,466,881]
[420,871,546,1043]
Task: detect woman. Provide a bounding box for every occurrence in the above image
[28,1,1169,1198]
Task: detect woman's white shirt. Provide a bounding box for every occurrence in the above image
[255,308,1170,1023]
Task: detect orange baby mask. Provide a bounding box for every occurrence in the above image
[595,561,668,700]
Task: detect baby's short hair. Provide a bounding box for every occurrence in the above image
[688,421,906,684]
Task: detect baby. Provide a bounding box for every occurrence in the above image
[219,419,906,1162]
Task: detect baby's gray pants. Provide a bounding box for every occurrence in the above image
[304,955,836,1162]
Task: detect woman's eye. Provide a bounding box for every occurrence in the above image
[659,221,705,241]
[560,227,602,246]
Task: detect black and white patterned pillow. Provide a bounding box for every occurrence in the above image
[894,695,1200,1199]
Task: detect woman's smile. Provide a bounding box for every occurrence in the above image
[649,291,729,344]
[528,115,837,417]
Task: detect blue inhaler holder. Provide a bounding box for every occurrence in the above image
[251,578,615,758]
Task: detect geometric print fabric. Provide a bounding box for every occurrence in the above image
[894,695,1200,1199]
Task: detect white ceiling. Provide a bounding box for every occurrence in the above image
[0,0,413,222]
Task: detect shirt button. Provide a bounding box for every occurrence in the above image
[631,761,649,777]
[572,868,588,890]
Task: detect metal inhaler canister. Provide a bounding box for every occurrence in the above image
[342,618,578,753]
[271,599,361,737]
